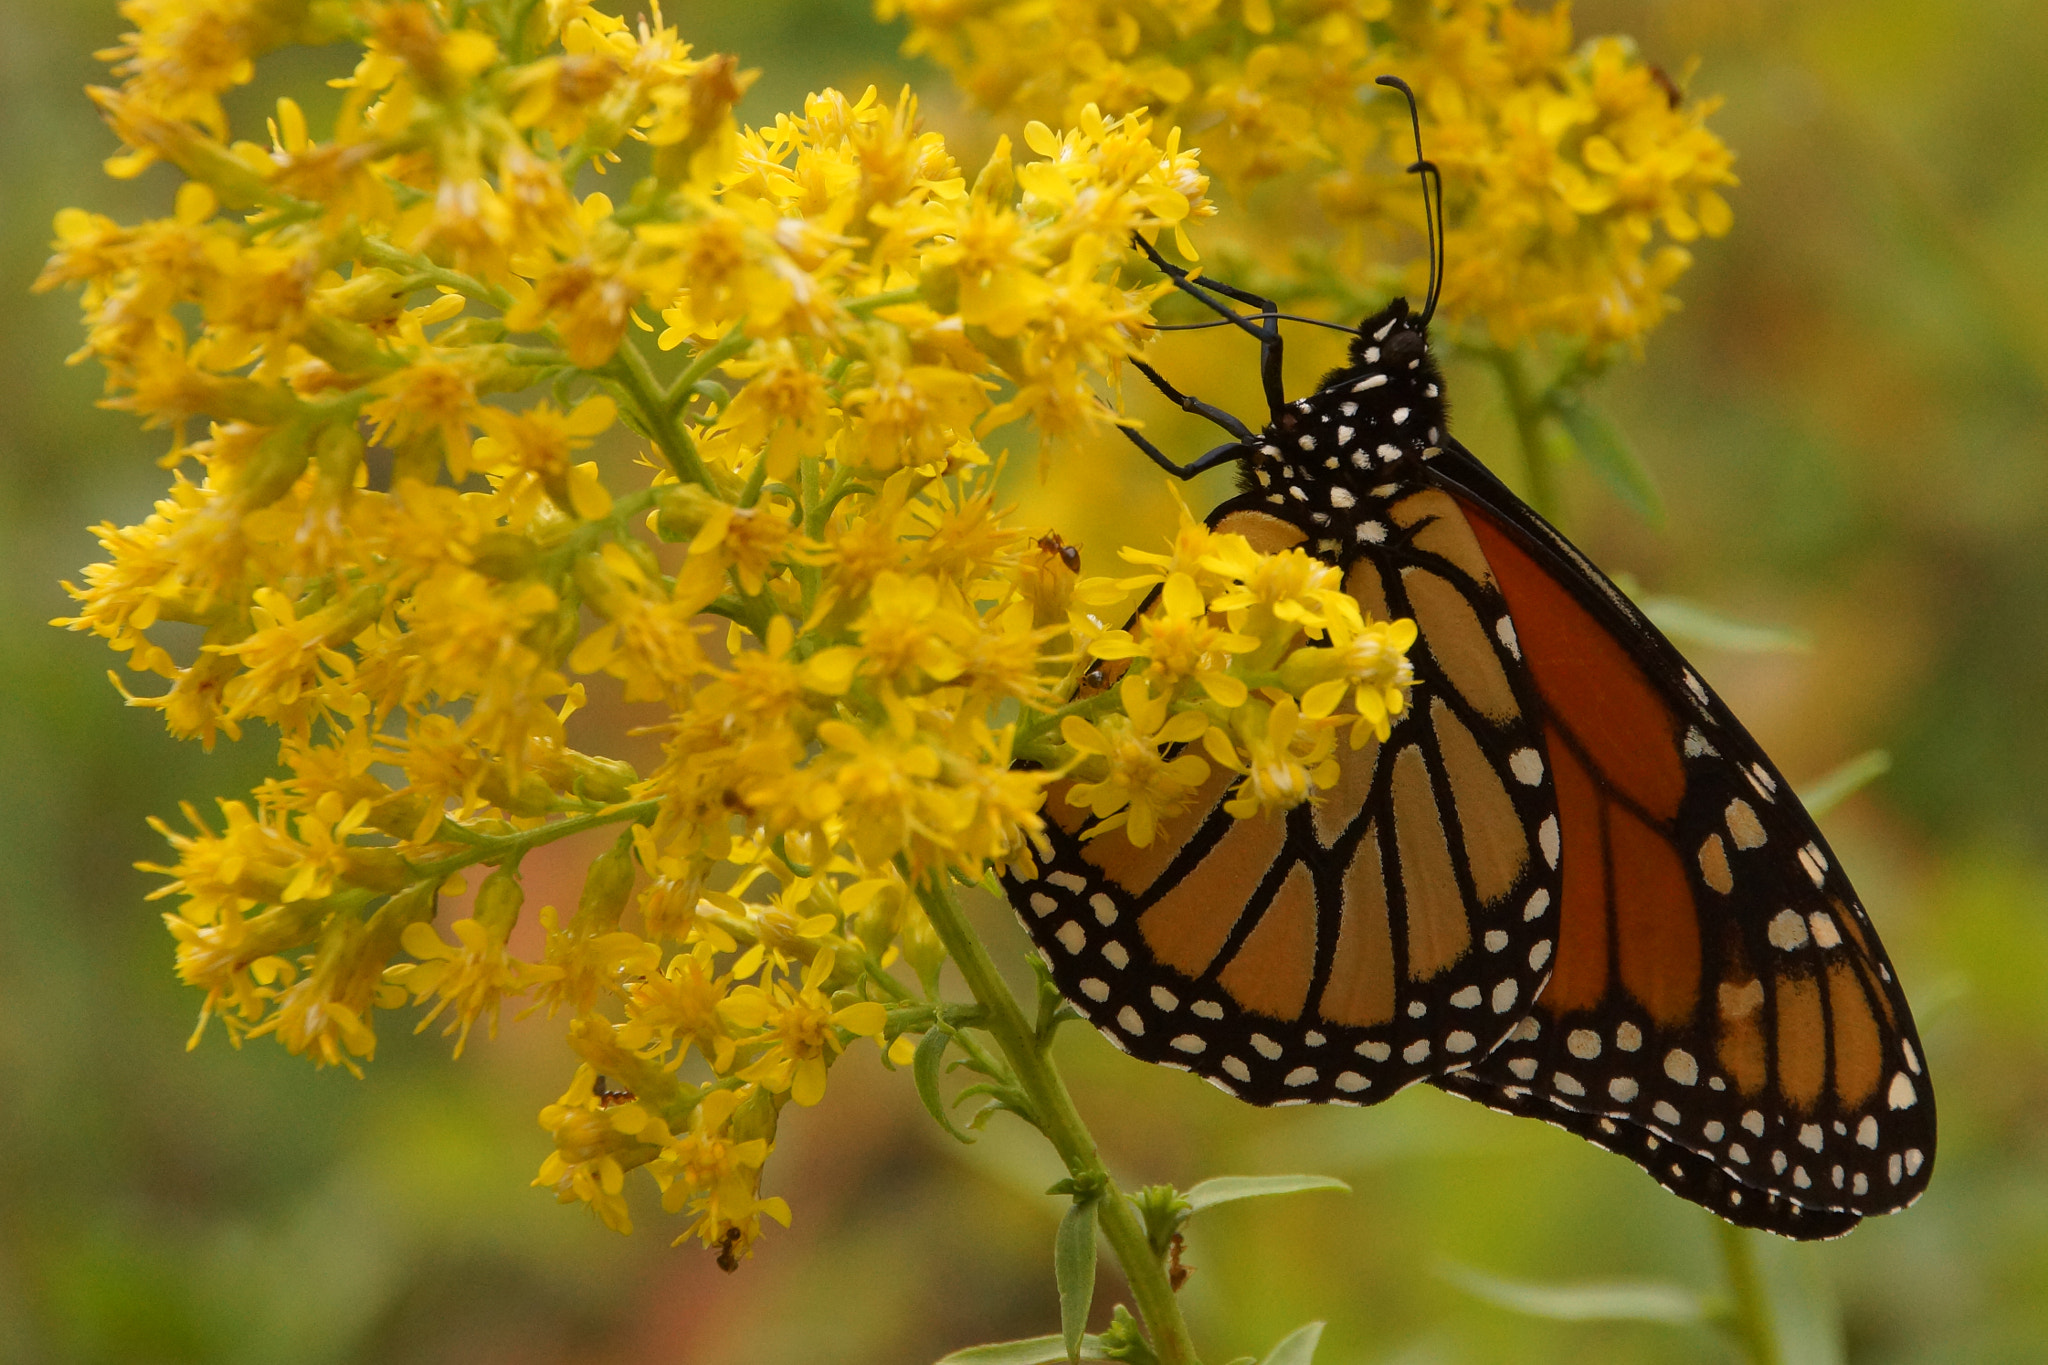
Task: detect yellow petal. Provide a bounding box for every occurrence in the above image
[832,1001,888,1036]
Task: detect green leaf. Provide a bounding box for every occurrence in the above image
[1441,1263,1710,1324]
[1258,1321,1326,1365]
[1550,391,1664,524]
[936,1335,1110,1364]
[1798,749,1892,819]
[1637,595,1812,655]
[914,1029,975,1144]
[1055,1197,1100,1363]
[1182,1174,1350,1213]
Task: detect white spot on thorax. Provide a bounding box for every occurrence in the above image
[1353,375,1388,392]
[1330,486,1356,509]
[1392,407,1410,424]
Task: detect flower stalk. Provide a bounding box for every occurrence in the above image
[918,876,1202,1365]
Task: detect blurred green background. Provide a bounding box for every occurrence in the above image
[5,2,2047,1362]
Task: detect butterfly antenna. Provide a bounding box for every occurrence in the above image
[1154,313,1364,337]
[1374,75,1445,326]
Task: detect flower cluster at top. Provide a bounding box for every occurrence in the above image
[883,0,1736,352]
[43,0,1415,1263]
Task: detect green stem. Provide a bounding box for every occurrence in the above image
[1714,1219,1783,1365]
[415,798,661,881]
[665,326,753,416]
[358,237,514,311]
[605,342,715,490]
[1488,347,1559,525]
[844,286,924,315]
[915,878,1202,1365]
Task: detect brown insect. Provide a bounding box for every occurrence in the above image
[716,1225,745,1272]
[1168,1233,1193,1291]
[1650,64,1683,109]
[592,1075,637,1107]
[1037,532,1081,573]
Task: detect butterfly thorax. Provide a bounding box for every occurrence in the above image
[1236,299,1449,564]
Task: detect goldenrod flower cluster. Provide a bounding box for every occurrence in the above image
[43,0,1417,1262]
[883,0,1736,350]
[1065,498,1416,843]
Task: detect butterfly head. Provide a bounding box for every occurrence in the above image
[1289,296,1447,451]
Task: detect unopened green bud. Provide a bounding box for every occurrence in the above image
[474,865,524,937]
[232,420,314,512]
[577,830,638,930]
[564,750,640,804]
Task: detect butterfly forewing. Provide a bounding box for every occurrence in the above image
[1003,362,1564,1106]
[1420,456,1935,1237]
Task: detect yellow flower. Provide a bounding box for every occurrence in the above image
[718,950,888,1106]
[646,1086,791,1259]
[1060,676,1212,847]
[534,1064,674,1235]
[472,396,618,520]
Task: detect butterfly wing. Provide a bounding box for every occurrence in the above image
[1420,439,1935,1238]
[1000,485,1564,1106]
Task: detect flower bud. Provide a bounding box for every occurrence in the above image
[577,831,638,931]
[474,865,525,938]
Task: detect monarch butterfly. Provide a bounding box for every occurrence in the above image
[1001,77,1933,1239]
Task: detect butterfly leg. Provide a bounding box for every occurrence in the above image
[1114,421,1246,481]
[1130,234,1288,421]
[1130,358,1256,442]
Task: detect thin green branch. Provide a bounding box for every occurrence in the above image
[664,326,753,416]
[1485,346,1560,525]
[358,237,515,311]
[915,877,1202,1365]
[844,286,924,316]
[1714,1220,1784,1365]
[415,798,661,881]
[603,341,715,490]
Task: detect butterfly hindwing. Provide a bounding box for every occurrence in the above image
[1420,443,1934,1236]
